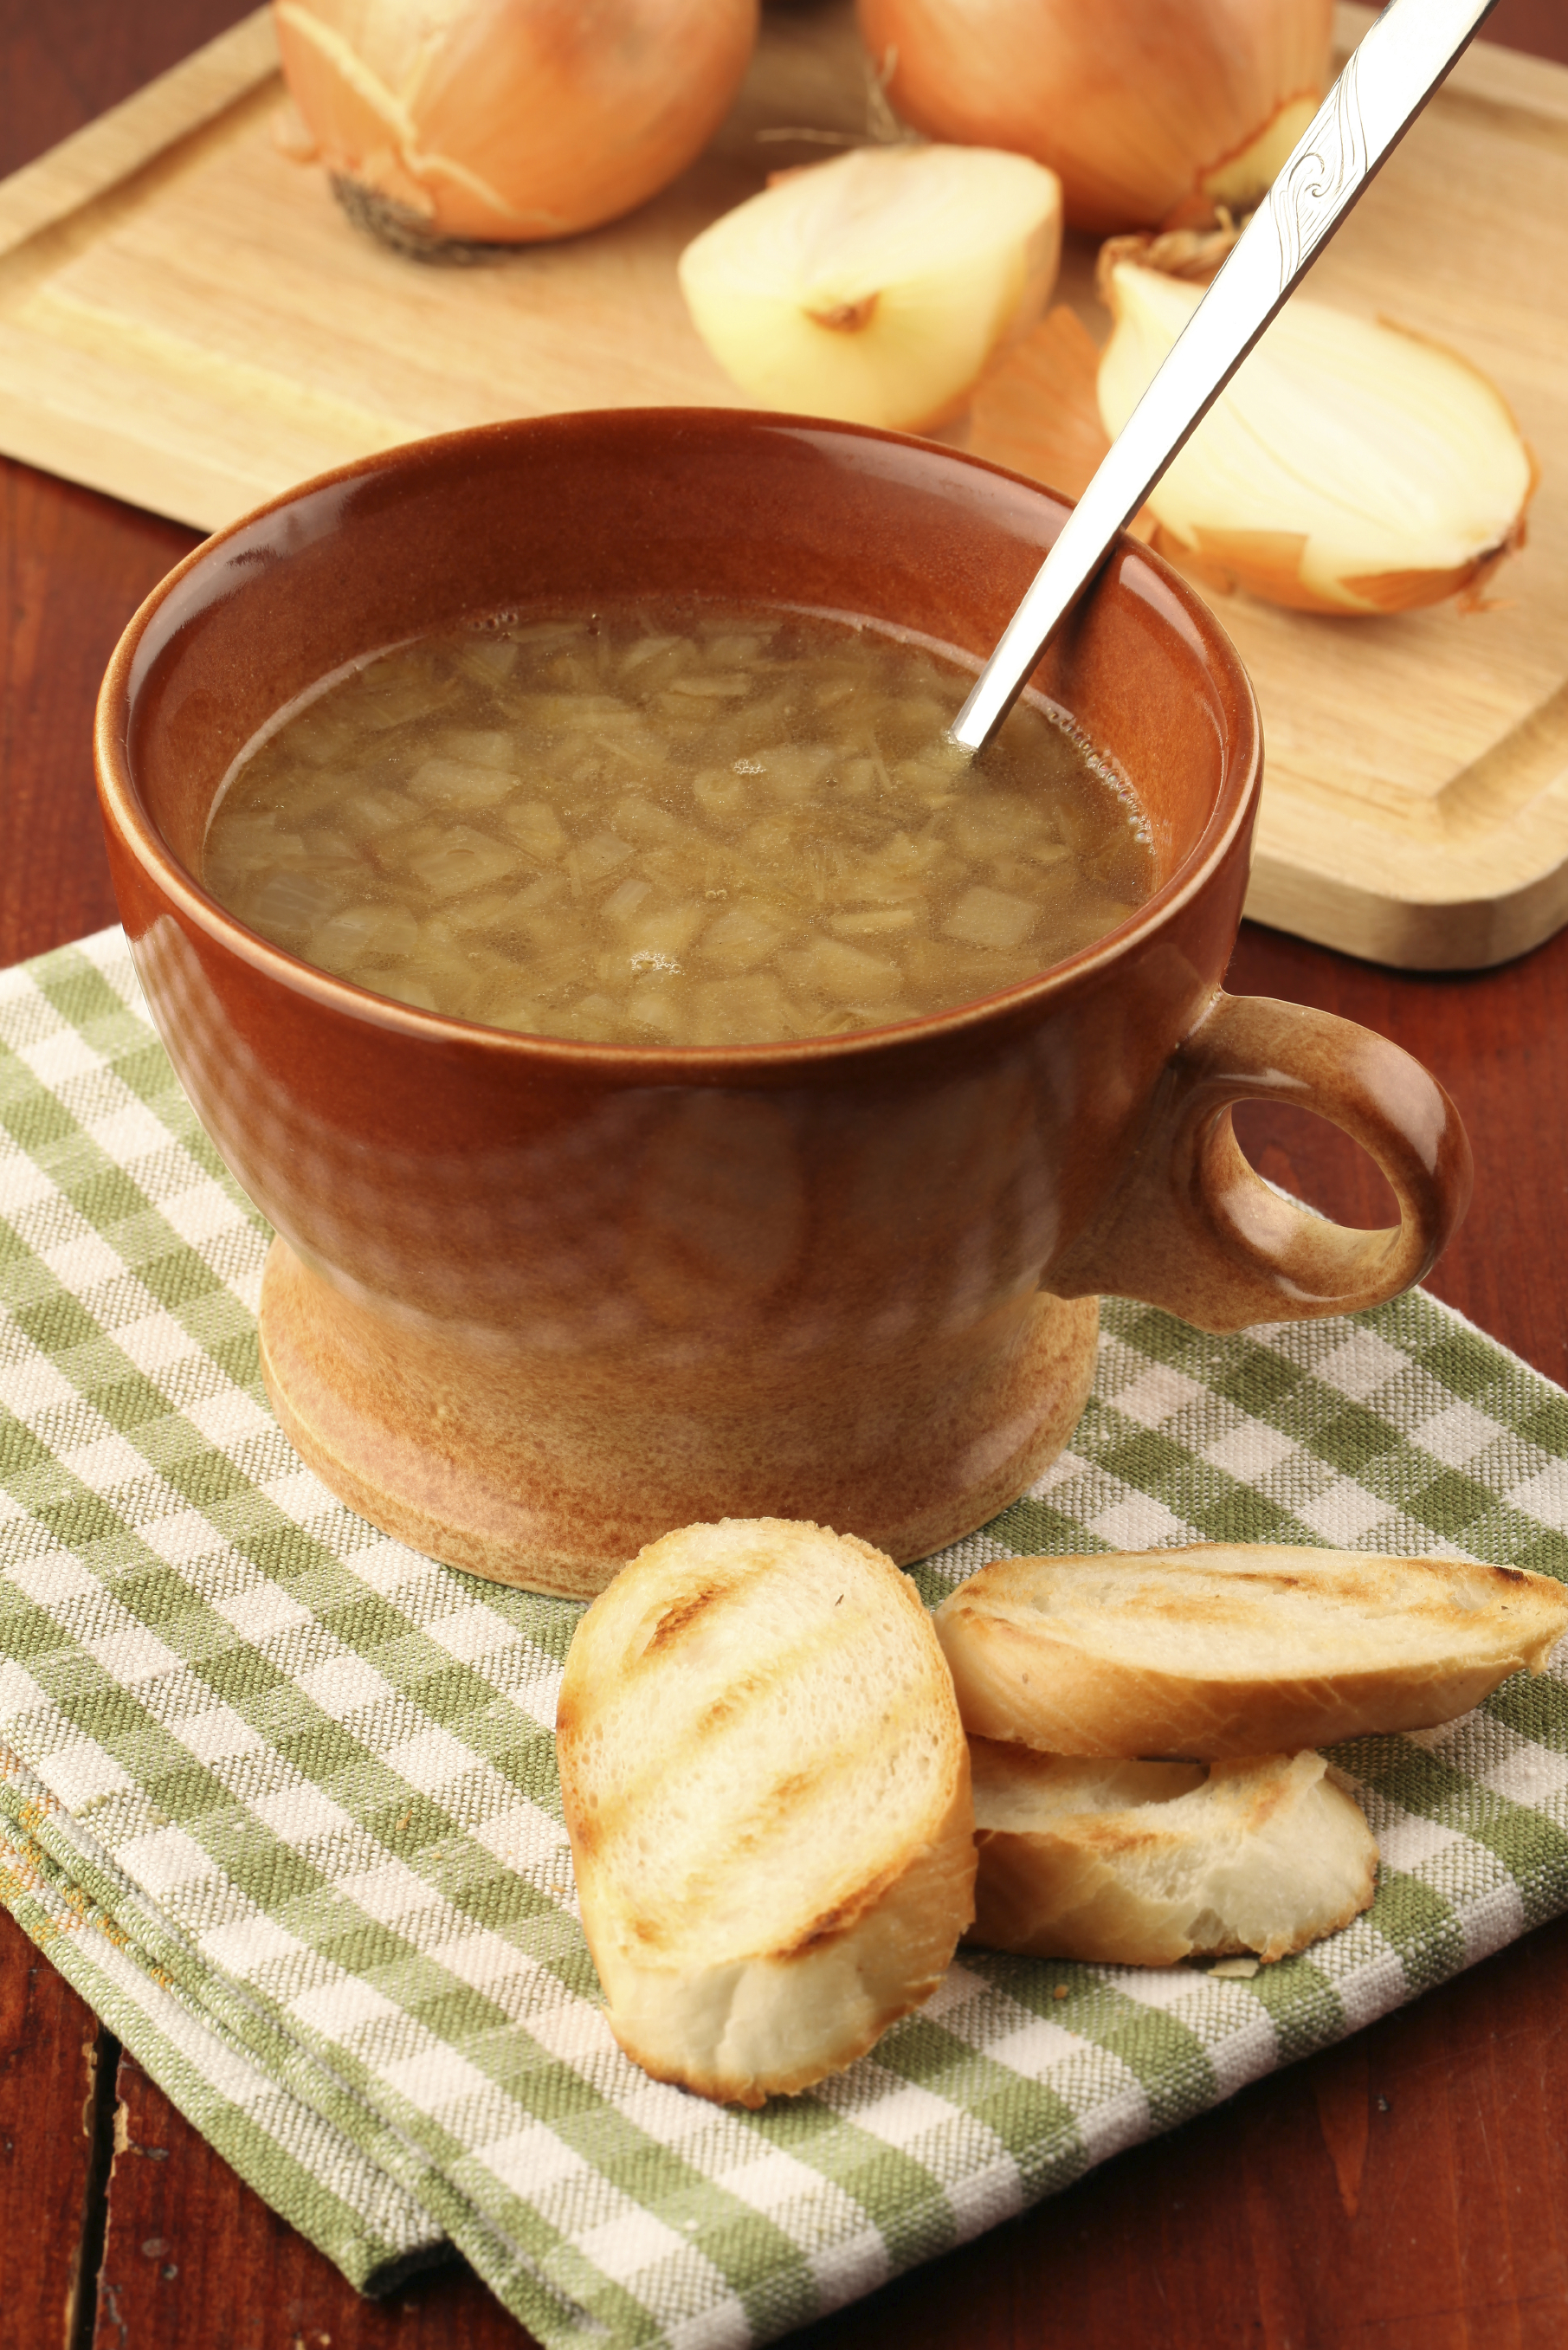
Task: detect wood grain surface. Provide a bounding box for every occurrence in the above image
[2,4,1568,2347]
[0,1908,113,2350]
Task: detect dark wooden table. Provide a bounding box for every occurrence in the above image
[4,4,1568,2344]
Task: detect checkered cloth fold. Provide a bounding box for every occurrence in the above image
[3,927,1565,2350]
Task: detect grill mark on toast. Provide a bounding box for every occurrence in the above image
[582,1597,893,1825]
[644,1581,728,1652]
[777,1855,905,1959]
[642,1732,938,1929]
[948,1555,1568,1659]
[591,1672,952,1953]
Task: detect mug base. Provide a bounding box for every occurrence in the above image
[257,1236,1100,1598]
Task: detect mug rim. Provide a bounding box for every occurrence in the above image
[95,406,1262,1075]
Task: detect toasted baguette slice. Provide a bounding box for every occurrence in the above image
[968,1742,1378,1966]
[556,1518,975,2108]
[935,1546,1568,1759]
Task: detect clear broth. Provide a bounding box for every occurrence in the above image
[203,602,1152,1047]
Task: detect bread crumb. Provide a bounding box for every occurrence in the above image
[1052,1984,1068,1999]
[1208,1956,1261,1979]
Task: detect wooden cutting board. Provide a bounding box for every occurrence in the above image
[2,2,1564,971]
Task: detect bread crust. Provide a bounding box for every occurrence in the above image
[967,1743,1378,1966]
[935,1545,1568,1759]
[558,1517,976,2106]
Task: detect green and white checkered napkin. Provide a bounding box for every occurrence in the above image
[3,926,1566,2347]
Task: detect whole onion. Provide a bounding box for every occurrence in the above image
[855,0,1334,234]
[274,0,760,249]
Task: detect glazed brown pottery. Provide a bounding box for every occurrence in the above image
[94,410,1472,1598]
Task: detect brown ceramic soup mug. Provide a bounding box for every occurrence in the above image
[95,410,1471,1599]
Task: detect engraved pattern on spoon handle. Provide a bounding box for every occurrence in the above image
[1269,44,1371,285]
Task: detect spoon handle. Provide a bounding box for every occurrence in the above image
[948,0,1501,756]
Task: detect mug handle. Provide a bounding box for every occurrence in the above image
[1050,991,1474,1334]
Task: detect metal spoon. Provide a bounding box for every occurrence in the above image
[948,0,1501,758]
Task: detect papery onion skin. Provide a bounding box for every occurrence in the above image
[273,0,760,245]
[855,0,1333,234]
[1098,257,1536,616]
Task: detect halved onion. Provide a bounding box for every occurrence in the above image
[273,0,760,248]
[677,143,1062,433]
[1098,256,1535,614]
